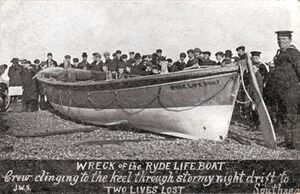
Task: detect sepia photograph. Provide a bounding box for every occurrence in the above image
[0,0,299,193]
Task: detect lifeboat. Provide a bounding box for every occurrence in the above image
[36,65,240,141]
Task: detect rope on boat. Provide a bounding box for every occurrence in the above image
[115,91,159,115]
[157,77,233,112]
[87,92,116,111]
[55,73,237,114]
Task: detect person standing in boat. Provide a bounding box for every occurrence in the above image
[88,53,104,72]
[202,51,217,66]
[194,48,204,66]
[184,49,200,70]
[41,53,58,69]
[172,53,187,72]
[215,52,224,66]
[271,30,300,149]
[77,52,90,69]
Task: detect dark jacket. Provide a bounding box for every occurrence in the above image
[273,45,300,90]
[202,59,217,66]
[131,61,147,76]
[77,60,90,69]
[186,57,199,68]
[88,61,104,71]
[8,64,23,86]
[21,67,39,101]
[172,61,186,72]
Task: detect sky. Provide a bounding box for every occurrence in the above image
[0,0,300,75]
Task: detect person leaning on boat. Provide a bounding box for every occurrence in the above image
[270,30,300,150]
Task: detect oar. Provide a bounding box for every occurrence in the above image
[246,53,277,149]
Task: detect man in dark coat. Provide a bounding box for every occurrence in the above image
[8,58,23,87]
[236,46,247,60]
[21,61,39,112]
[270,30,300,149]
[250,51,269,85]
[131,53,147,76]
[40,53,58,68]
[215,51,224,65]
[78,52,90,69]
[221,50,233,66]
[184,49,200,70]
[88,53,104,71]
[172,53,187,72]
[194,48,204,66]
[202,51,217,66]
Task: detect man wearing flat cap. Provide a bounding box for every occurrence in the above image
[172,52,187,72]
[78,52,90,69]
[269,30,300,149]
[194,48,204,66]
[88,53,104,72]
[236,46,247,60]
[184,49,200,70]
[202,51,217,66]
[215,52,224,66]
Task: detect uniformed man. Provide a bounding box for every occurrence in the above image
[41,53,58,68]
[172,53,187,72]
[236,46,247,60]
[215,51,224,65]
[184,49,200,70]
[202,51,217,66]
[271,30,300,149]
[250,51,269,85]
[194,48,204,66]
[78,52,90,69]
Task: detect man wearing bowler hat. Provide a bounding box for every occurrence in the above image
[78,52,90,69]
[270,30,300,149]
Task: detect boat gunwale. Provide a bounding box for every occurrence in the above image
[36,65,239,87]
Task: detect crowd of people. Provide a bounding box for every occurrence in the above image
[0,30,299,150]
